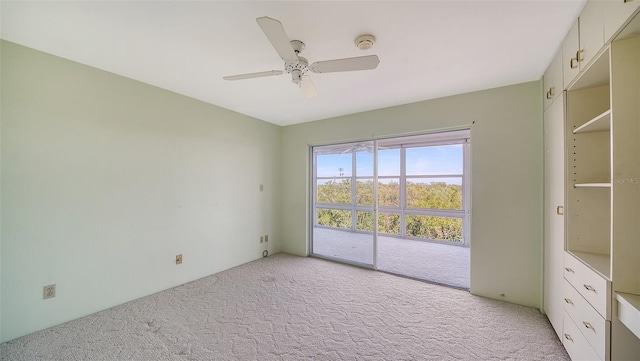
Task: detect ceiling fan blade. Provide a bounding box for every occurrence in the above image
[300,77,318,99]
[223,70,283,81]
[310,55,380,74]
[256,17,298,62]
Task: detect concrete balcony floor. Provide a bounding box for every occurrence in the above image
[312,227,470,290]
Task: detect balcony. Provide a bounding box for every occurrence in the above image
[313,226,470,290]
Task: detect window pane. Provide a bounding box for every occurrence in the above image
[406,215,463,242]
[378,148,400,176]
[406,178,462,210]
[356,179,373,206]
[378,178,400,207]
[316,208,352,229]
[356,150,373,177]
[378,213,400,235]
[406,145,463,175]
[356,211,374,232]
[316,153,352,177]
[317,179,351,204]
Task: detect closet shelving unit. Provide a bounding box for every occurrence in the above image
[565,48,612,280]
[543,3,640,358]
[562,34,640,359]
[573,109,611,134]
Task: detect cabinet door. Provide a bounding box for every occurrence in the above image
[563,20,580,89]
[544,50,563,110]
[544,93,565,338]
[604,0,640,43]
[579,0,606,71]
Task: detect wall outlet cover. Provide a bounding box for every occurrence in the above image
[43,284,56,299]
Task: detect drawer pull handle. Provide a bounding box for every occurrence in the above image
[564,333,573,342]
[577,49,585,63]
[565,267,574,273]
[583,321,594,330]
[556,205,563,215]
[584,284,596,292]
[564,298,573,305]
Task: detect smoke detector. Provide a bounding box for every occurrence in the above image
[355,35,376,50]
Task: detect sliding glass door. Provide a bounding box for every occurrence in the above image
[310,130,471,289]
[311,141,376,267]
[376,131,470,289]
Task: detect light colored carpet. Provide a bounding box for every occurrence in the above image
[1,253,567,360]
[313,227,470,289]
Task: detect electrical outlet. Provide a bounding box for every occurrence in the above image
[176,254,183,265]
[265,235,268,243]
[260,236,264,243]
[43,284,56,299]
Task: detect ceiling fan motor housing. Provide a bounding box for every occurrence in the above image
[223,17,379,98]
[290,40,305,53]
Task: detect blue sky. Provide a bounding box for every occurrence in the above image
[316,145,463,183]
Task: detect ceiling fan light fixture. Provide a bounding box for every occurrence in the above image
[355,35,376,50]
[223,17,380,98]
[291,69,302,84]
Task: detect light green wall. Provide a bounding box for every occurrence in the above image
[0,36,3,344]
[0,40,281,342]
[281,81,544,308]
[0,39,544,342]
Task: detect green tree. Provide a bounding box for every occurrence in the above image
[317,209,351,229]
[317,179,351,204]
[356,180,374,206]
[378,213,400,235]
[356,211,374,231]
[378,181,400,207]
[316,179,463,241]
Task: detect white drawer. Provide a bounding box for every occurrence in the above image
[563,311,602,361]
[563,280,610,360]
[564,253,611,319]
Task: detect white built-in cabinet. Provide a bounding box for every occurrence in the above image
[578,1,606,72]
[543,50,563,111]
[543,86,565,339]
[562,1,605,89]
[604,0,640,42]
[563,0,640,90]
[609,33,640,361]
[562,20,580,90]
[543,1,640,360]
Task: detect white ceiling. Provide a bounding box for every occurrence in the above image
[1,1,586,126]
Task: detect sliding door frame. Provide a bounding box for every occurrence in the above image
[309,128,471,269]
[310,140,378,269]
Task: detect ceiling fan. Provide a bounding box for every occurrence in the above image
[223,16,380,99]
[313,142,388,155]
[341,143,376,154]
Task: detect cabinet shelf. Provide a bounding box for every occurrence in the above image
[574,183,612,188]
[616,292,640,340]
[573,109,611,134]
[570,251,610,279]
